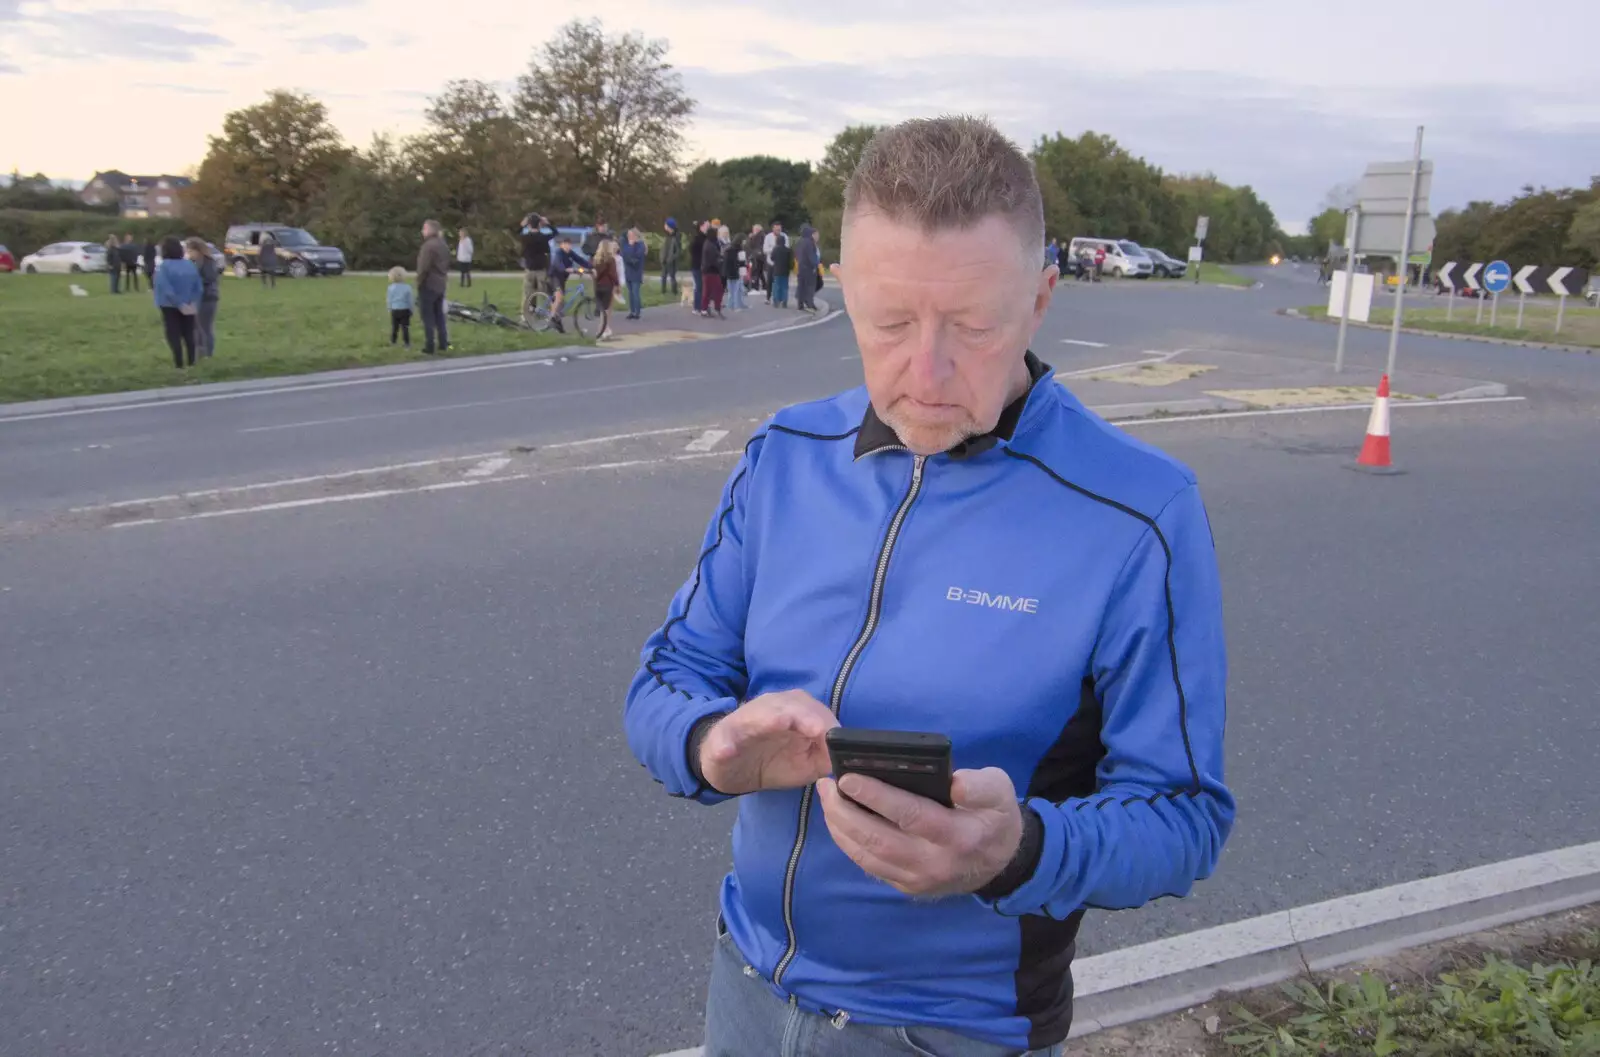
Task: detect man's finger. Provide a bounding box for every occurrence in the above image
[817,779,922,886]
[950,767,1015,811]
[837,774,954,841]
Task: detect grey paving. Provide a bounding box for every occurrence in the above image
[3,279,1599,1055]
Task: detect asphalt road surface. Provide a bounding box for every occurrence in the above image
[3,277,1598,1055]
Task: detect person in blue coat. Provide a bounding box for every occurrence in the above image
[152,236,203,368]
[621,228,648,320]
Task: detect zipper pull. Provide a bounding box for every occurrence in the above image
[830,1009,852,1029]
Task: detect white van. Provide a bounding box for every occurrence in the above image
[1067,237,1154,279]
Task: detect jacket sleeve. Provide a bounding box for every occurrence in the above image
[988,482,1234,917]
[624,434,765,804]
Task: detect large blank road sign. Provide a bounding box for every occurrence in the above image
[1355,213,1436,257]
[1357,159,1434,216]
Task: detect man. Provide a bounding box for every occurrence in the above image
[415,219,451,354]
[119,234,140,292]
[105,235,121,293]
[581,219,609,259]
[745,224,765,294]
[1045,237,1059,272]
[519,214,556,320]
[661,218,682,295]
[546,232,589,335]
[625,115,1233,1057]
[762,222,783,303]
[689,220,710,314]
[794,223,820,311]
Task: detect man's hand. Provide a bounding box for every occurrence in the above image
[817,768,1024,898]
[698,691,839,795]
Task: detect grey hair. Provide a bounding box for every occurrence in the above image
[843,115,1044,254]
[422,218,441,235]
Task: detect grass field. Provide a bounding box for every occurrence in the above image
[0,272,675,404]
[1191,263,1255,288]
[1299,298,1600,349]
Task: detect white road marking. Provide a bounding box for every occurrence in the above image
[576,349,636,359]
[684,429,729,452]
[741,308,840,339]
[236,376,702,434]
[1116,394,1525,427]
[463,456,512,478]
[66,425,721,515]
[105,451,738,528]
[1061,338,1109,347]
[0,352,580,424]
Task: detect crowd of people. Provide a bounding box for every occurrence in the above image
[100,231,222,368]
[660,217,823,317]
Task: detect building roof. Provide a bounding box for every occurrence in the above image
[88,171,192,190]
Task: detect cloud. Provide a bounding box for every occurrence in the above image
[134,81,225,95]
[27,9,231,62]
[297,32,367,53]
[0,60,20,75]
[263,0,364,8]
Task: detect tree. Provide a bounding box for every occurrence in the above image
[1567,197,1600,267]
[407,79,541,254]
[1320,182,1359,212]
[721,175,774,235]
[513,19,693,223]
[717,155,811,227]
[1307,207,1346,257]
[188,90,350,232]
[802,124,881,254]
[317,134,429,273]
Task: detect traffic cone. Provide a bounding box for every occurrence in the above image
[1348,374,1403,475]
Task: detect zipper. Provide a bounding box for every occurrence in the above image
[772,452,926,988]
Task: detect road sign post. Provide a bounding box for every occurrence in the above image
[1192,216,1208,284]
[1385,126,1425,379]
[1335,208,1360,374]
[1482,260,1510,329]
[1556,295,1567,334]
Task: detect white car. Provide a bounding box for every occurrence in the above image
[21,241,108,274]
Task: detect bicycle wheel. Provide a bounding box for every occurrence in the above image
[570,296,600,338]
[525,291,554,332]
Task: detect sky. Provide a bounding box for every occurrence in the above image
[1,0,1594,234]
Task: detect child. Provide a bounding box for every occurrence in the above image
[386,267,414,348]
[591,239,620,341]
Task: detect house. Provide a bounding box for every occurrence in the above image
[81,171,193,218]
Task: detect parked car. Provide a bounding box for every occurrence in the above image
[223,223,346,278]
[1145,248,1188,279]
[1067,237,1153,278]
[0,244,14,272]
[20,241,108,274]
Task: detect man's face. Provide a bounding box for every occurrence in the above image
[837,211,1055,456]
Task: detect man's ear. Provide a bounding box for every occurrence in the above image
[1033,264,1059,321]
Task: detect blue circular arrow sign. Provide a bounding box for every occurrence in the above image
[1483,260,1512,294]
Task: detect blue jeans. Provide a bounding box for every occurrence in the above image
[771,273,790,306]
[693,269,704,312]
[729,276,746,310]
[704,927,1065,1057]
[626,279,643,316]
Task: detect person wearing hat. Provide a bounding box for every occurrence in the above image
[662,218,682,296]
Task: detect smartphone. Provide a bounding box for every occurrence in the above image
[825,728,953,809]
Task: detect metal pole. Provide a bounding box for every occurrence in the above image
[1385,125,1424,379]
[1556,295,1567,335]
[1335,208,1360,374]
[1446,287,1454,321]
[1476,293,1485,324]
[1516,291,1525,329]
[1490,292,1499,328]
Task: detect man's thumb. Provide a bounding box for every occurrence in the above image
[951,767,1012,810]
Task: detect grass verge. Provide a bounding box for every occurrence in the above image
[1066,905,1600,1057]
[1297,300,1600,350]
[0,273,676,404]
[1192,264,1255,288]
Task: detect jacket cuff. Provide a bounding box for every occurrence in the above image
[686,712,730,793]
[981,797,1074,917]
[975,805,1045,901]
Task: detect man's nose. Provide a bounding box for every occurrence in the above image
[905,324,955,389]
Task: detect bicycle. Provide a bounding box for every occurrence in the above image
[446,292,532,331]
[526,270,601,338]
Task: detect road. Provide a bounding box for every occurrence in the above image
[3,277,1598,1055]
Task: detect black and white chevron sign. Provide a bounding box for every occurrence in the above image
[1437,262,1590,296]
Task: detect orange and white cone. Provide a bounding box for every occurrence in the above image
[1351,374,1400,473]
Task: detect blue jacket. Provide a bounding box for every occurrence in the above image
[621,239,647,283]
[152,257,202,310]
[386,282,414,311]
[625,355,1233,1049]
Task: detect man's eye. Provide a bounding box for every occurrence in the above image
[878,321,911,332]
[957,323,991,337]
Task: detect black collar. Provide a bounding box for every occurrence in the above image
[854,351,1049,460]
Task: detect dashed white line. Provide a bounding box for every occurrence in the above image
[1061,338,1109,348]
[463,456,512,478]
[236,376,702,434]
[742,307,841,339]
[576,349,636,359]
[684,429,729,452]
